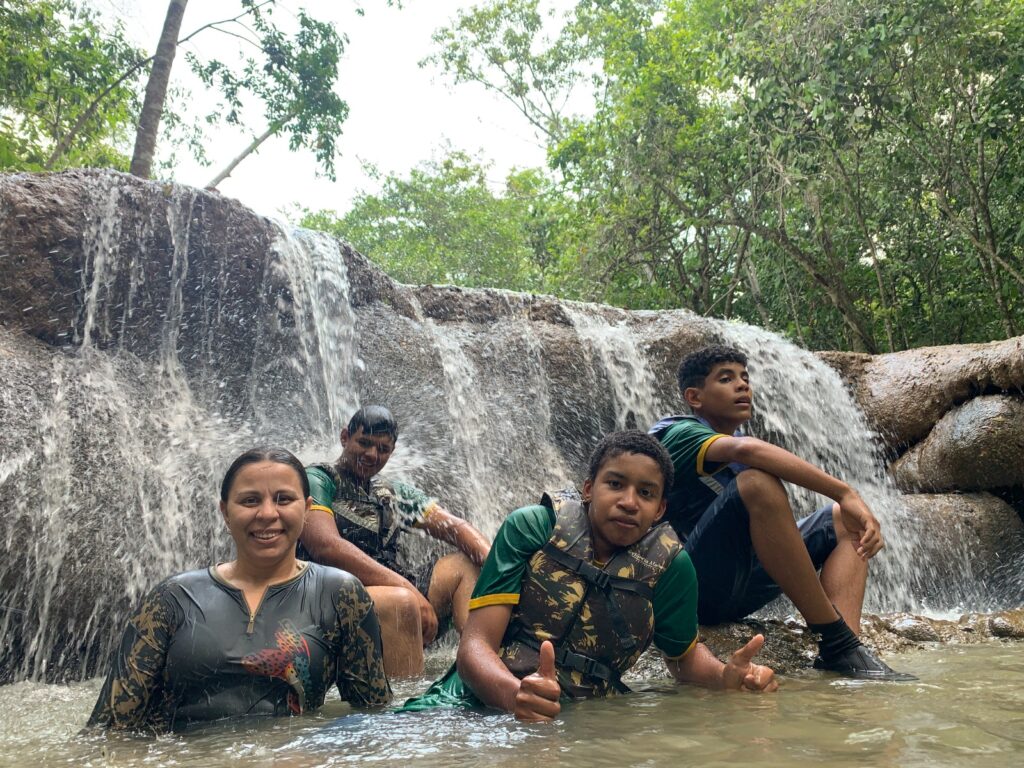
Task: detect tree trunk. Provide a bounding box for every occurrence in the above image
[130,0,188,178]
[205,114,292,190]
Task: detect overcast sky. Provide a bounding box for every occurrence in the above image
[95,1,577,219]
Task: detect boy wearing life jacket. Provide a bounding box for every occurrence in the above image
[650,345,913,680]
[298,405,491,677]
[403,430,777,720]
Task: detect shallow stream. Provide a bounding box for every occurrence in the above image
[2,643,1021,768]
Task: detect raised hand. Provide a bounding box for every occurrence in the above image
[513,640,562,721]
[722,634,778,692]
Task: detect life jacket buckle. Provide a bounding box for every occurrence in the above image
[575,559,611,590]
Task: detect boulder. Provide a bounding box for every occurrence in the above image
[819,338,1024,451]
[891,396,1024,492]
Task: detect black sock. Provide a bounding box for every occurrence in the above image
[808,615,862,659]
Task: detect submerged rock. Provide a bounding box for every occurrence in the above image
[624,608,1024,680]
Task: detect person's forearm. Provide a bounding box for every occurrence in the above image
[454,521,490,566]
[302,532,412,590]
[665,643,727,689]
[456,635,521,712]
[424,508,491,565]
[731,438,853,501]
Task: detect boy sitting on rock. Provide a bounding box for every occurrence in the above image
[650,345,913,680]
[402,430,777,720]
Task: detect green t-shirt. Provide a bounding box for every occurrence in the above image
[400,503,699,712]
[656,417,739,535]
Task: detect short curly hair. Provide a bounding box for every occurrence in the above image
[677,345,748,392]
[587,430,674,495]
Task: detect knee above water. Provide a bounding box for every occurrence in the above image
[736,468,786,499]
[372,588,421,623]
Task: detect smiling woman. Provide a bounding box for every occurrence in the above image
[86,447,392,733]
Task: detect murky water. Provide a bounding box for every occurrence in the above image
[2,643,1021,768]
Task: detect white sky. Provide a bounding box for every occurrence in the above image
[95,0,579,219]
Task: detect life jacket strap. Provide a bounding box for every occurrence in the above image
[511,628,630,694]
[539,543,653,651]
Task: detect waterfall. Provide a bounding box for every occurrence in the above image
[1,172,1018,683]
[394,293,576,543]
[0,182,364,682]
[564,304,668,431]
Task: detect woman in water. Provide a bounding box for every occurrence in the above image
[88,447,391,732]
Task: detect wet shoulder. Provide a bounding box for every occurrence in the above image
[304,561,363,592]
[306,465,337,503]
[305,562,373,610]
[662,417,716,442]
[159,567,215,593]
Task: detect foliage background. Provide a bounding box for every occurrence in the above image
[3,0,1021,352]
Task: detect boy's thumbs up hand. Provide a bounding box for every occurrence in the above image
[514,640,562,721]
[723,634,778,692]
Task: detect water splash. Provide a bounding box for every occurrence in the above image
[565,304,667,430]
[257,227,361,452]
[77,177,122,347]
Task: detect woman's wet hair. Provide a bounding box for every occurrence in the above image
[347,405,399,440]
[220,447,310,502]
[587,430,674,493]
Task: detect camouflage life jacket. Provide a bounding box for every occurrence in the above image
[306,462,405,573]
[499,492,683,699]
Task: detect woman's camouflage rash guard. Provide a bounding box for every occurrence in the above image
[87,562,391,732]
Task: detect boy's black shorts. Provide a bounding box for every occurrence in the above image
[683,478,838,625]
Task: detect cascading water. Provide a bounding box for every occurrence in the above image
[1,171,1019,685]
[714,321,1016,613]
[0,179,365,682]
[395,293,577,544]
[565,304,669,431]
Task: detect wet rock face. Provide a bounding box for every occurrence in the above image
[820,338,1024,451]
[896,493,1024,607]
[0,170,274,351]
[891,396,1024,492]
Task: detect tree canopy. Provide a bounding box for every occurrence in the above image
[1,0,354,182]
[301,151,579,293]
[0,0,144,170]
[383,0,1023,351]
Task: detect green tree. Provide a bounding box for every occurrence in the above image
[425,0,584,142]
[448,0,1022,349]
[0,0,145,170]
[301,151,573,292]
[131,0,350,182]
